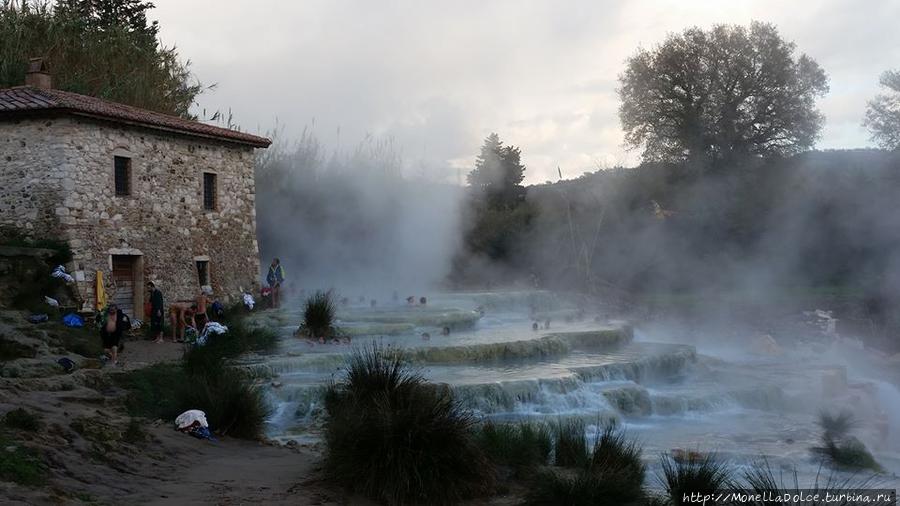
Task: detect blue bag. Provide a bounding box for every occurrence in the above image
[62,313,84,328]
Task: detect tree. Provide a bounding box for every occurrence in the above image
[618,22,829,164]
[466,133,526,209]
[0,0,203,118]
[864,70,900,151]
[454,133,534,276]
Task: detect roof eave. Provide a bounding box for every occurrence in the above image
[0,108,271,148]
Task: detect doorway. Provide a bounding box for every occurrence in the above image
[110,255,143,318]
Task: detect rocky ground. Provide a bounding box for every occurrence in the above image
[0,308,351,506]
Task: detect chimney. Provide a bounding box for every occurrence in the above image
[25,57,52,89]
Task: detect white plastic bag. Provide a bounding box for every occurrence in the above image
[175,409,209,430]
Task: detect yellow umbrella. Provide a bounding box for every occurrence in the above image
[95,271,107,310]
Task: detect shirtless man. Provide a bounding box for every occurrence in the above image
[100,304,130,366]
[169,301,195,342]
[195,287,212,330]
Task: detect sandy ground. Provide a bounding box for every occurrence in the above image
[0,310,353,506]
[116,338,184,370]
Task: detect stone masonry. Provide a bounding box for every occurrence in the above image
[0,115,263,313]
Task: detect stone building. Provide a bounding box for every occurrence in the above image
[0,60,271,316]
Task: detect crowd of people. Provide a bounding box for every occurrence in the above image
[96,255,462,364]
[95,258,287,366]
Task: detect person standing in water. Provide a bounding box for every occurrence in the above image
[267,258,286,308]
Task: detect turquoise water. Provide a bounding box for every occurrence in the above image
[246,290,900,487]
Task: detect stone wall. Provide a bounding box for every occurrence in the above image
[0,116,262,314]
[0,118,67,237]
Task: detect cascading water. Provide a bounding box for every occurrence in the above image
[244,290,900,487]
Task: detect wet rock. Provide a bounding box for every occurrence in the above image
[821,367,848,399]
[749,334,782,356]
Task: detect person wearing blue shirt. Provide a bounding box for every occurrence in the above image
[266,258,286,308]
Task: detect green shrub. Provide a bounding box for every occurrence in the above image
[117,360,270,440]
[554,418,589,468]
[301,290,336,338]
[659,453,733,506]
[3,408,42,432]
[476,421,552,472]
[324,344,492,505]
[117,363,187,420]
[0,438,45,486]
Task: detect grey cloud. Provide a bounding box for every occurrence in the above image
[152,0,898,183]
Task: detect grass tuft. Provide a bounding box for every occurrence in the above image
[815,410,882,472]
[178,365,272,439]
[744,458,882,506]
[553,418,589,468]
[524,423,646,506]
[659,452,733,506]
[589,424,644,493]
[476,421,553,473]
[324,344,492,505]
[301,290,337,338]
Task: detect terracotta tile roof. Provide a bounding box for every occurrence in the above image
[0,86,270,148]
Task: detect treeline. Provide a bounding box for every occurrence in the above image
[524,150,900,297]
[454,146,900,302]
[451,22,900,328]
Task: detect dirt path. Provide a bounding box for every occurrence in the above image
[0,309,347,505]
[137,428,339,506]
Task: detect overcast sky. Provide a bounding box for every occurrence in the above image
[151,0,900,184]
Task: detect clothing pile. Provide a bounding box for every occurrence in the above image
[51,265,75,283]
[183,326,199,345]
[196,321,228,346]
[175,409,216,441]
[57,357,76,373]
[243,292,255,310]
[27,313,49,324]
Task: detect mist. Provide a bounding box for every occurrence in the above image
[254,126,463,300]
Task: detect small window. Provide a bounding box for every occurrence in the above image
[196,260,209,286]
[114,156,131,196]
[203,172,217,211]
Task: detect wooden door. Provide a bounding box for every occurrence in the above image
[111,255,135,317]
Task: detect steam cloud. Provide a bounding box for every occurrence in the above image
[255,127,463,300]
